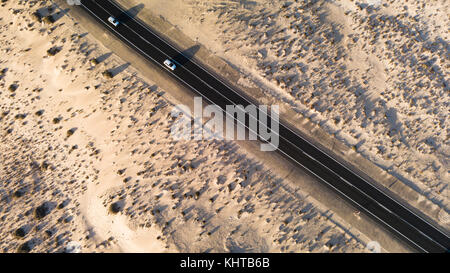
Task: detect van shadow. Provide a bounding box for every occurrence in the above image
[172,45,201,66]
[116,4,145,23]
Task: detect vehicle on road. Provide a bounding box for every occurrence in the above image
[164,59,177,71]
[108,16,119,27]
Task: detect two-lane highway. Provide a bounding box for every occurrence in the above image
[78,0,450,252]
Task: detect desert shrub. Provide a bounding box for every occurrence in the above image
[102,70,113,79]
[90,58,99,66]
[35,110,44,116]
[35,201,57,219]
[30,11,42,22]
[14,113,27,120]
[52,117,61,124]
[110,200,125,213]
[66,128,77,137]
[8,83,18,92]
[47,46,61,56]
[42,15,55,24]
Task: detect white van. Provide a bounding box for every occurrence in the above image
[108,16,120,27]
[164,59,177,71]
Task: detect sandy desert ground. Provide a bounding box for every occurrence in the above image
[0,0,371,253]
[141,0,449,221]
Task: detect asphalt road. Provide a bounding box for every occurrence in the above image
[78,0,449,253]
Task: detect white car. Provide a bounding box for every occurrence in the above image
[164,59,177,71]
[108,16,119,27]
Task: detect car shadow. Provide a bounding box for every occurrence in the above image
[171,45,201,66]
[116,4,145,23]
